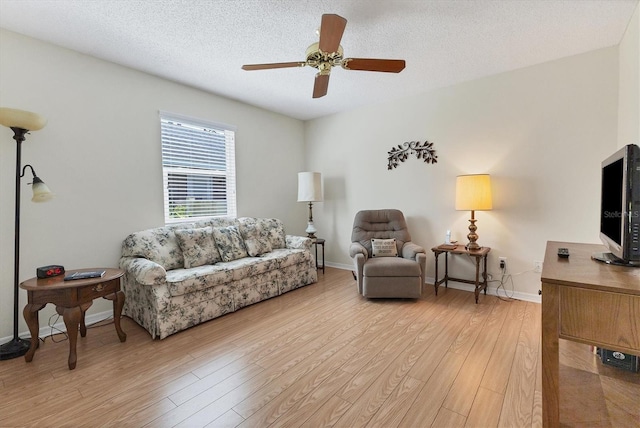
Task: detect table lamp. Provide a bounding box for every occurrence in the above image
[297,172,323,239]
[455,174,492,251]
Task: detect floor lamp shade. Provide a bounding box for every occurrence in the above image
[0,107,47,131]
[456,174,492,250]
[297,172,323,239]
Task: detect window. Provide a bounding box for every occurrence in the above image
[160,112,236,223]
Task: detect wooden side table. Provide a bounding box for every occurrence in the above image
[20,268,126,370]
[314,238,325,273]
[431,245,491,303]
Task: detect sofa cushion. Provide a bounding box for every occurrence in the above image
[263,248,314,268]
[218,257,280,281]
[165,264,233,296]
[239,217,286,249]
[238,218,273,256]
[175,227,222,268]
[212,226,249,262]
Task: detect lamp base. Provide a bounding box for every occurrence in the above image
[0,337,30,360]
[466,216,481,251]
[305,219,317,240]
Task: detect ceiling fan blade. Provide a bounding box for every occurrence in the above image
[242,61,306,71]
[313,73,330,98]
[342,58,406,73]
[318,14,347,53]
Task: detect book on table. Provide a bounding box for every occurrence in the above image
[437,243,458,250]
[64,270,106,281]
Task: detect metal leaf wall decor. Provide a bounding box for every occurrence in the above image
[387,140,437,170]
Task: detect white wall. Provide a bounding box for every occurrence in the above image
[305,47,620,299]
[618,2,639,149]
[0,29,306,339]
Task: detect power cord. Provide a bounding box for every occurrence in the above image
[46,313,68,343]
[39,314,115,343]
[494,266,535,301]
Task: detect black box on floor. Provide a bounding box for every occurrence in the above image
[598,348,640,372]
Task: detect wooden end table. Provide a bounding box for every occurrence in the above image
[20,268,126,370]
[431,245,491,303]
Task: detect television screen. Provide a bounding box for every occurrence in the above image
[595,143,640,266]
[600,158,624,245]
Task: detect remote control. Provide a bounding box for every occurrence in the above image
[558,248,569,258]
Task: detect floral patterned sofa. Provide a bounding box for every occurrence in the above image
[119,217,317,339]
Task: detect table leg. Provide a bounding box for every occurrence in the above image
[483,254,488,295]
[541,282,560,427]
[444,253,449,288]
[23,303,45,362]
[113,290,127,342]
[474,256,481,303]
[58,305,82,370]
[433,252,440,295]
[80,309,88,338]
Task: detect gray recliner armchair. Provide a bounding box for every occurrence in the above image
[350,209,426,298]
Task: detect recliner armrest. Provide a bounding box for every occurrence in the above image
[349,242,369,259]
[402,242,425,260]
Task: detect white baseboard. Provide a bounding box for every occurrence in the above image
[324,263,541,303]
[0,309,114,344]
[424,277,541,303]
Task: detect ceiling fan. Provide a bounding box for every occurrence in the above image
[241,14,406,99]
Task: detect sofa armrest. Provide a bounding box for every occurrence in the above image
[286,235,313,250]
[119,256,167,286]
[401,242,425,260]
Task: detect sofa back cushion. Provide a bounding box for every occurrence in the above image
[212,225,249,262]
[237,217,274,256]
[175,226,222,268]
[238,217,286,250]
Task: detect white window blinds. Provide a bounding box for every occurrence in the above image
[160,112,237,223]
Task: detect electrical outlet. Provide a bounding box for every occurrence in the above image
[534,261,543,273]
[499,257,507,270]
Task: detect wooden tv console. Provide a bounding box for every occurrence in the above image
[541,241,640,427]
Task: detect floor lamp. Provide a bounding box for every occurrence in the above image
[0,108,52,360]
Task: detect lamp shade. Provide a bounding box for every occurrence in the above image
[455,174,492,211]
[0,108,47,131]
[31,177,53,202]
[297,172,323,202]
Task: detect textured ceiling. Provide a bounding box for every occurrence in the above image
[0,0,637,120]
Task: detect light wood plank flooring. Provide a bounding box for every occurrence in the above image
[1,267,638,427]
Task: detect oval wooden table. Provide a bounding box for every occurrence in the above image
[20,268,126,370]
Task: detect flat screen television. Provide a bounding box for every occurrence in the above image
[593,143,640,266]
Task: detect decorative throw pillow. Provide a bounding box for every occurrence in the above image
[239,218,273,257]
[371,238,398,257]
[212,226,249,262]
[174,227,221,268]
